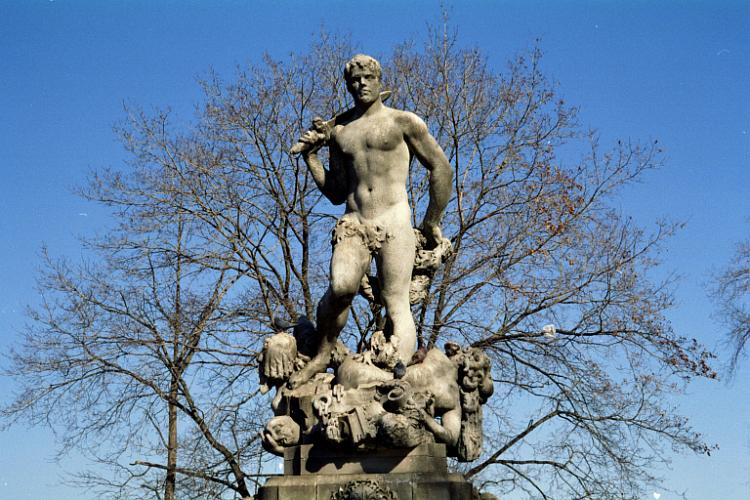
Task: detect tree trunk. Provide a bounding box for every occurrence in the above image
[165,215,182,500]
[165,375,178,500]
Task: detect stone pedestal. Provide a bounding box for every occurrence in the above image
[257,443,475,499]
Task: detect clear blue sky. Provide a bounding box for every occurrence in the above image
[1,1,748,498]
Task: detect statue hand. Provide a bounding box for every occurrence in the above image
[262,333,297,383]
[296,116,330,155]
[421,223,444,250]
[418,408,439,431]
[298,129,327,154]
[312,116,330,139]
[265,351,294,381]
[261,431,284,456]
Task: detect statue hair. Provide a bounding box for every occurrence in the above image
[344,54,382,82]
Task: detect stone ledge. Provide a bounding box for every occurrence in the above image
[257,471,473,500]
[283,443,447,475]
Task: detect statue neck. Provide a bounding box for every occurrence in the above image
[354,97,384,117]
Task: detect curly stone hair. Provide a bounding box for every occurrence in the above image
[344,54,382,83]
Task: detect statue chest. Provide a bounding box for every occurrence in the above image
[334,119,405,158]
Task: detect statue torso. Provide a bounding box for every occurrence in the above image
[332,107,411,223]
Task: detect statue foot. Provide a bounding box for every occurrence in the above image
[287,359,327,389]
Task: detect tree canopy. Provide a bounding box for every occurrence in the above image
[711,236,750,374]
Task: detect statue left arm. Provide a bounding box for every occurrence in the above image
[401,113,452,248]
[419,407,460,447]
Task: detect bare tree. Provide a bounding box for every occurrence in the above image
[380,29,717,498]
[2,129,263,498]
[2,33,358,500]
[711,237,750,374]
[3,26,718,499]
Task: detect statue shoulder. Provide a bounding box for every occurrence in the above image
[392,109,428,137]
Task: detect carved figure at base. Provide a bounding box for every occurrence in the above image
[261,416,300,455]
[447,342,495,461]
[258,326,493,461]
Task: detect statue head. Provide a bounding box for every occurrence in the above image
[456,347,494,401]
[344,54,382,83]
[377,412,427,448]
[344,54,382,105]
[261,416,300,455]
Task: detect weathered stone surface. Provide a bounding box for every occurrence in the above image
[411,473,475,500]
[258,442,479,499]
[258,472,474,500]
[283,443,447,475]
[328,478,401,499]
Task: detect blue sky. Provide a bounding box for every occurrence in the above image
[0,1,748,498]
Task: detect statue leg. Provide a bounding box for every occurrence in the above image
[377,222,416,364]
[288,236,370,387]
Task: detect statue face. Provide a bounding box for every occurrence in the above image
[266,416,300,446]
[346,66,381,105]
[462,367,484,390]
[460,349,489,390]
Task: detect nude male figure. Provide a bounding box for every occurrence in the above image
[288,54,452,388]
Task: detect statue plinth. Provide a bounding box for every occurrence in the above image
[257,443,475,499]
[284,443,447,475]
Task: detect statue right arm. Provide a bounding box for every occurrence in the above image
[302,144,347,205]
[299,122,347,205]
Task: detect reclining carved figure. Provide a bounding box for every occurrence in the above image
[259,326,493,461]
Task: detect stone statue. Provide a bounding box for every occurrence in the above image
[256,54,498,500]
[288,54,453,388]
[256,53,494,464]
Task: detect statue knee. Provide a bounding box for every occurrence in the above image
[329,275,360,302]
[382,291,411,317]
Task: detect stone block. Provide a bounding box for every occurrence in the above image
[258,471,477,499]
[412,473,474,500]
[258,476,316,499]
[254,483,277,500]
[260,444,480,499]
[284,443,448,475]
